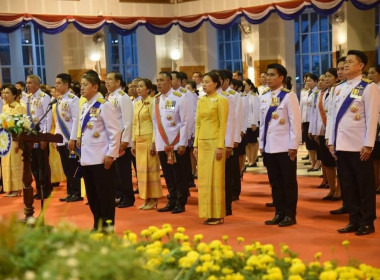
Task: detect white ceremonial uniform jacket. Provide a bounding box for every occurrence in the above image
[241,92,249,133]
[26,89,52,133]
[21,91,28,105]
[258,85,269,97]
[328,76,380,151]
[312,89,330,136]
[55,91,79,146]
[179,87,195,140]
[234,91,244,143]
[217,87,236,148]
[248,91,261,128]
[108,88,133,147]
[307,87,319,135]
[152,88,189,152]
[0,97,3,114]
[299,88,310,123]
[79,95,121,166]
[259,88,302,153]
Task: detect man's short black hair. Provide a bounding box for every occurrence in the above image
[347,50,368,67]
[337,56,346,64]
[56,73,72,86]
[267,63,287,79]
[307,73,318,82]
[159,71,172,80]
[220,69,233,85]
[108,71,124,83]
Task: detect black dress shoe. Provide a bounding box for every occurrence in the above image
[330,196,342,201]
[355,225,375,236]
[302,155,309,160]
[60,195,71,202]
[317,183,328,189]
[304,162,311,166]
[265,215,283,225]
[337,223,360,233]
[34,193,41,200]
[157,204,175,212]
[188,182,196,188]
[279,216,296,227]
[117,200,134,208]
[265,202,275,207]
[322,195,333,200]
[330,206,348,215]
[226,209,232,216]
[115,198,121,207]
[66,195,84,202]
[34,192,51,200]
[171,206,185,214]
[133,189,139,194]
[232,196,239,201]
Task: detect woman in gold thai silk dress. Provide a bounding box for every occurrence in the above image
[131,79,162,210]
[193,72,228,225]
[1,84,26,197]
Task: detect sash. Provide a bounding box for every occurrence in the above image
[263,90,288,149]
[334,80,369,148]
[318,90,327,127]
[55,104,70,141]
[26,99,34,129]
[155,96,180,164]
[78,100,102,156]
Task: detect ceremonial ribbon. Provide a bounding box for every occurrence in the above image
[318,90,327,127]
[263,89,288,150]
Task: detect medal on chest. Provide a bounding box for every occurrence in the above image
[270,97,279,107]
[90,108,101,118]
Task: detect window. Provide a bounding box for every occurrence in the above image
[294,9,332,90]
[107,28,139,83]
[21,24,46,83]
[0,32,11,84]
[217,20,242,72]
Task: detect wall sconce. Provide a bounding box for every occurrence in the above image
[170,48,181,70]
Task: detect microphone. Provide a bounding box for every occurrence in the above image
[48,98,58,106]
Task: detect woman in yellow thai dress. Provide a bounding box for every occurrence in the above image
[1,84,26,197]
[193,72,228,225]
[49,87,66,185]
[131,78,162,210]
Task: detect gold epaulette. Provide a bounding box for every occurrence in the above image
[221,91,229,97]
[362,78,372,84]
[228,89,236,95]
[333,80,345,87]
[68,93,75,99]
[281,88,291,93]
[263,88,270,95]
[173,91,182,97]
[39,92,45,97]
[154,92,162,98]
[97,97,106,104]
[242,92,248,97]
[119,90,125,96]
[180,88,187,93]
[27,93,33,98]
[250,91,257,96]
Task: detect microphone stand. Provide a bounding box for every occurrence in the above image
[27,101,56,214]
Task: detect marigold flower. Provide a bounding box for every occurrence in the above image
[194,234,204,243]
[222,267,234,274]
[177,226,185,233]
[342,240,350,248]
[314,251,322,260]
[320,270,338,280]
[141,229,150,238]
[289,262,306,275]
[237,237,244,244]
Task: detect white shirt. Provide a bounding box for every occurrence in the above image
[152,88,189,151]
[108,87,134,146]
[299,88,310,123]
[328,75,380,151]
[55,90,79,146]
[259,88,301,153]
[80,95,121,166]
[26,89,52,133]
[217,87,235,148]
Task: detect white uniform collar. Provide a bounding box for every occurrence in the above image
[346,75,362,85]
[61,90,71,98]
[162,88,173,99]
[110,87,122,96]
[32,89,43,97]
[270,87,282,96]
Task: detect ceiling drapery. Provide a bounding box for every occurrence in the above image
[0,0,378,35]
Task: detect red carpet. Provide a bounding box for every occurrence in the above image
[1,172,379,267]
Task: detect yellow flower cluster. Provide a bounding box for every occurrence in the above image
[89,224,380,280]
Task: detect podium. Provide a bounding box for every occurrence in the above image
[12,132,63,220]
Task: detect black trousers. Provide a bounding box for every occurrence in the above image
[114,148,134,203]
[158,151,188,207]
[336,151,376,226]
[184,146,195,186]
[82,163,116,229]
[266,152,298,218]
[31,145,51,196]
[57,146,81,197]
[231,147,241,199]
[225,155,233,213]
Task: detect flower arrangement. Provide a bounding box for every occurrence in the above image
[0,217,379,280]
[0,113,33,135]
